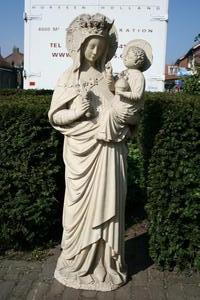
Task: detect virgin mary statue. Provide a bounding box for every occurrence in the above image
[48,13,131,291]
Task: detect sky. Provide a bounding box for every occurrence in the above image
[0,0,200,64]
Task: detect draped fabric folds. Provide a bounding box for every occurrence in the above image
[48,69,128,291]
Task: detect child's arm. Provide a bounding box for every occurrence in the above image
[115,90,133,99]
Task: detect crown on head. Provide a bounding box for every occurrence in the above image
[66,13,118,62]
[68,13,113,36]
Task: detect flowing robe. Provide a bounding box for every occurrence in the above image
[48,68,128,291]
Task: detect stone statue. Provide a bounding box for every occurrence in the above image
[48,13,152,291]
[96,39,153,141]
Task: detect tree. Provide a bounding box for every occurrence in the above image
[183,73,200,94]
[194,33,200,43]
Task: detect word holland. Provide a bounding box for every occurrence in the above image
[32,5,161,11]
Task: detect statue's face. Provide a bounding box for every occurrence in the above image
[83,36,106,64]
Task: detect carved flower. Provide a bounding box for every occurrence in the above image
[93,21,99,27]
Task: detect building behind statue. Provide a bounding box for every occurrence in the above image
[0,47,24,89]
[164,42,200,91]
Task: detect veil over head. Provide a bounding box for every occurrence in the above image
[66,13,118,71]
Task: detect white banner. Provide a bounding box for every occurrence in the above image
[24,0,169,91]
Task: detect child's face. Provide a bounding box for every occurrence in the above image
[123,48,139,68]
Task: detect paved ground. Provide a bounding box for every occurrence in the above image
[0,228,200,300]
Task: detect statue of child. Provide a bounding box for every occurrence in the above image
[115,40,153,124]
[97,39,153,141]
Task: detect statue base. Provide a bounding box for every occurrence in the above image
[54,269,126,292]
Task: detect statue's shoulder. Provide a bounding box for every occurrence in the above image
[56,67,74,87]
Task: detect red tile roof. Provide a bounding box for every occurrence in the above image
[4,48,24,67]
[0,54,12,68]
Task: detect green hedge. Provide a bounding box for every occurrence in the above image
[0,88,53,97]
[144,93,200,271]
[0,91,64,250]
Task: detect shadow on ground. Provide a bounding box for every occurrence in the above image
[125,200,153,277]
[125,233,153,279]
